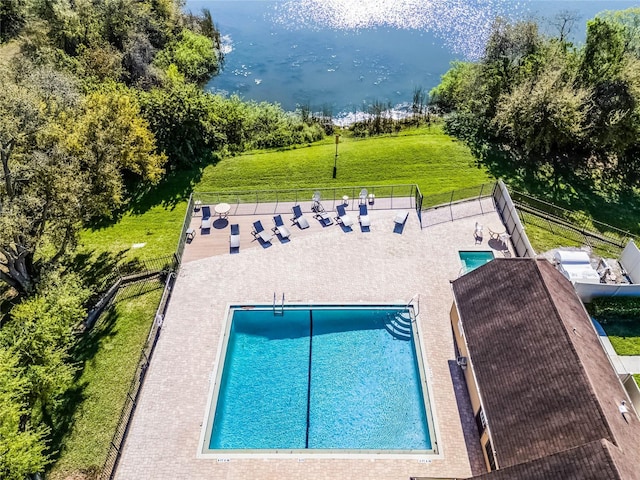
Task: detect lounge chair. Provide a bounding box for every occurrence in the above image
[474,222,483,244]
[359,203,371,227]
[335,204,354,227]
[359,188,368,205]
[315,210,333,226]
[201,205,212,229]
[251,220,273,244]
[230,224,240,249]
[394,210,409,225]
[312,191,322,213]
[272,215,291,239]
[291,205,310,229]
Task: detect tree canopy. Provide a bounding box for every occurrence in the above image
[431,8,640,193]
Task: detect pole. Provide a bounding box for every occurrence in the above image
[333,134,339,179]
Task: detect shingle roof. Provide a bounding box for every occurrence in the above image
[469,440,620,480]
[451,258,640,479]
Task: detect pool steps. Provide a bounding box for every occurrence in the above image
[384,311,412,341]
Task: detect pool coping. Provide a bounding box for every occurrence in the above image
[197,302,442,460]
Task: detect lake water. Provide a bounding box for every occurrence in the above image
[186,0,639,121]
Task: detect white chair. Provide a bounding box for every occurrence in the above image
[394,210,409,225]
[474,222,483,244]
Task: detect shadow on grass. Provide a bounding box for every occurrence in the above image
[48,279,164,470]
[473,140,640,236]
[86,165,206,231]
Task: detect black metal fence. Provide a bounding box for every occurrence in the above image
[419,182,496,227]
[93,254,177,298]
[191,184,418,208]
[100,273,176,480]
[175,193,196,265]
[510,189,633,257]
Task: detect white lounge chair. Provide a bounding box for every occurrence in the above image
[291,205,310,229]
[335,204,354,227]
[359,204,371,227]
[230,224,240,249]
[251,220,273,244]
[272,215,291,239]
[394,210,409,225]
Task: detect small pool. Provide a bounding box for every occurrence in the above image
[459,250,494,273]
[200,305,437,454]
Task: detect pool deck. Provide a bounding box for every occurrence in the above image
[115,197,513,480]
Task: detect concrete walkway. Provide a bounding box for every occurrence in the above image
[115,198,505,480]
[593,319,640,374]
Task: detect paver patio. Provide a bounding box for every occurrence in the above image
[115,197,511,480]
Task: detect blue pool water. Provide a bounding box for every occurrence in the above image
[207,306,433,451]
[459,251,494,273]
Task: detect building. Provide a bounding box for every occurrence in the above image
[450,258,640,479]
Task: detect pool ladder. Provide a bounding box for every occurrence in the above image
[406,293,420,318]
[385,294,420,340]
[273,292,285,316]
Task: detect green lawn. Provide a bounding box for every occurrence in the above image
[49,280,164,480]
[79,125,491,262]
[599,321,640,356]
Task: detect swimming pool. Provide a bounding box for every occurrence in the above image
[200,305,437,454]
[459,251,494,274]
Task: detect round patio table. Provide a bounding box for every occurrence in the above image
[215,202,231,218]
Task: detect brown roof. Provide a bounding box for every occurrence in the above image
[451,258,640,479]
[469,440,620,480]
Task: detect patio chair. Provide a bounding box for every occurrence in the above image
[335,204,354,227]
[488,227,505,240]
[272,215,291,239]
[474,222,483,244]
[291,205,310,229]
[359,203,371,227]
[314,209,334,226]
[201,205,212,229]
[394,210,409,225]
[359,188,368,205]
[230,224,240,249]
[251,220,273,244]
[312,191,322,212]
[393,210,409,234]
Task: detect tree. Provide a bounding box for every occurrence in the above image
[154,29,219,84]
[549,10,580,44]
[139,81,227,164]
[597,8,640,58]
[429,61,477,111]
[493,64,589,166]
[581,17,626,85]
[483,19,543,92]
[0,272,88,478]
[64,88,166,217]
[0,76,49,294]
[0,0,26,42]
[0,71,164,295]
[0,348,49,480]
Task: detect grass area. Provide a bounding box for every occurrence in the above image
[635,374,640,388]
[520,220,623,258]
[79,124,491,261]
[587,298,640,356]
[599,321,640,356]
[49,280,164,480]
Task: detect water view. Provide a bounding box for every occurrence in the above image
[186,0,639,120]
